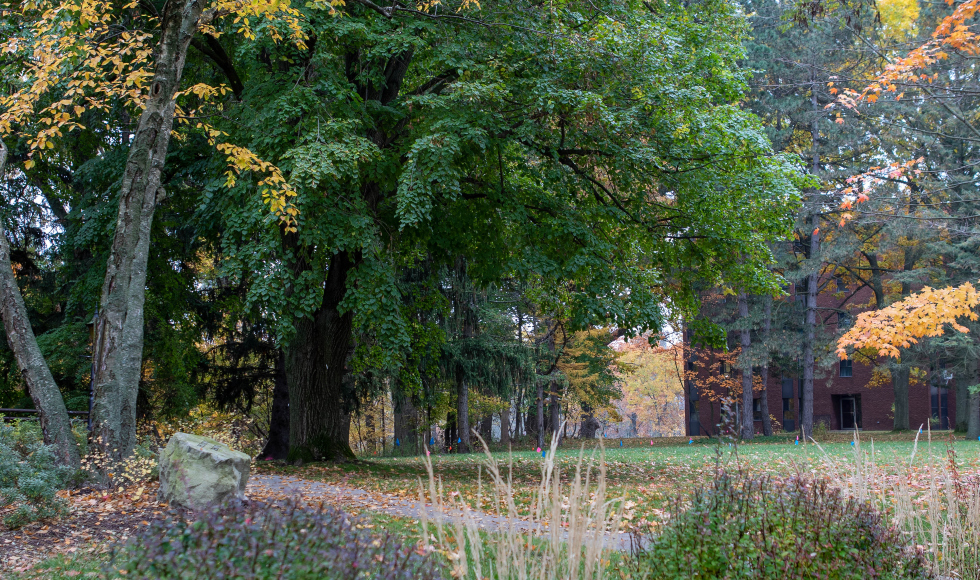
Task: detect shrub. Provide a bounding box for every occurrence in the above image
[632,472,931,580]
[110,500,445,580]
[0,420,72,529]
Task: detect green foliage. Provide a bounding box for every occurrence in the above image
[0,420,71,529]
[632,472,929,579]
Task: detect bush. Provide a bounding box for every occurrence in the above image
[0,420,72,529]
[632,472,931,580]
[110,500,445,580]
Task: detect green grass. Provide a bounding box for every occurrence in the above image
[257,431,980,525]
[8,552,110,580]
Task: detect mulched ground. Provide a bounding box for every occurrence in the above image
[0,482,166,573]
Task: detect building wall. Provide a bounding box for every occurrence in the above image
[684,279,956,435]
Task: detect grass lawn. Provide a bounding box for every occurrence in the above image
[256,430,980,529]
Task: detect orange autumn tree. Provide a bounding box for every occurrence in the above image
[837,282,980,359]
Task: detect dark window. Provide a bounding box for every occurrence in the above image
[840,396,858,429]
[835,276,847,292]
[840,359,853,378]
[782,397,796,432]
[838,311,852,330]
[795,281,808,305]
[721,362,732,377]
[753,398,762,422]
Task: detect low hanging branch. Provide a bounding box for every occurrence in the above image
[837,281,980,360]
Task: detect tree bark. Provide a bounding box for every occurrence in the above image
[548,381,560,440]
[500,406,510,446]
[445,412,457,452]
[0,140,79,468]
[260,349,289,460]
[801,216,819,439]
[969,359,980,441]
[891,246,920,431]
[892,364,911,431]
[393,380,419,453]
[286,251,356,462]
[478,414,492,444]
[456,375,470,453]
[957,370,969,432]
[760,295,773,436]
[738,292,754,440]
[579,403,600,438]
[91,0,208,460]
[536,380,545,449]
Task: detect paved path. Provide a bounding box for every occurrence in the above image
[248,474,631,552]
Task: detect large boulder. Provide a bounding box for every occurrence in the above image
[158,433,251,510]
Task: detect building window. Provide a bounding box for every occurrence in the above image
[782,397,795,432]
[838,311,852,330]
[840,359,853,378]
[753,398,762,422]
[721,361,732,377]
[835,276,847,292]
[837,395,861,429]
[795,281,808,305]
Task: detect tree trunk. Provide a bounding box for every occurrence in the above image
[969,359,980,441]
[801,217,819,439]
[445,412,457,452]
[500,406,510,446]
[0,140,79,468]
[261,349,289,460]
[286,251,356,462]
[478,414,492,445]
[579,403,600,439]
[760,296,773,436]
[957,370,969,432]
[892,364,911,431]
[891,246,919,432]
[738,292,754,440]
[536,380,545,449]
[456,376,470,453]
[393,380,419,453]
[91,0,207,460]
[548,382,560,440]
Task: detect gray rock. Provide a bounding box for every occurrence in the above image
[158,432,251,510]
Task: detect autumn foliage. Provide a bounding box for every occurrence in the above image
[837,281,980,359]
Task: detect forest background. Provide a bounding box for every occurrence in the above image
[1,0,976,463]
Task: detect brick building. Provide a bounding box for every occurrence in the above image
[684,280,956,436]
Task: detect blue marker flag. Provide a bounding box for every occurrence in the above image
[457,438,461,443]
[430,438,435,446]
[542,451,546,458]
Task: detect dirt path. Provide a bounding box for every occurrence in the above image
[248,474,631,552]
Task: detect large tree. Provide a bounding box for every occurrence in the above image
[212,0,804,459]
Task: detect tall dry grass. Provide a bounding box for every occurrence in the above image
[417,430,624,580]
[820,428,980,579]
